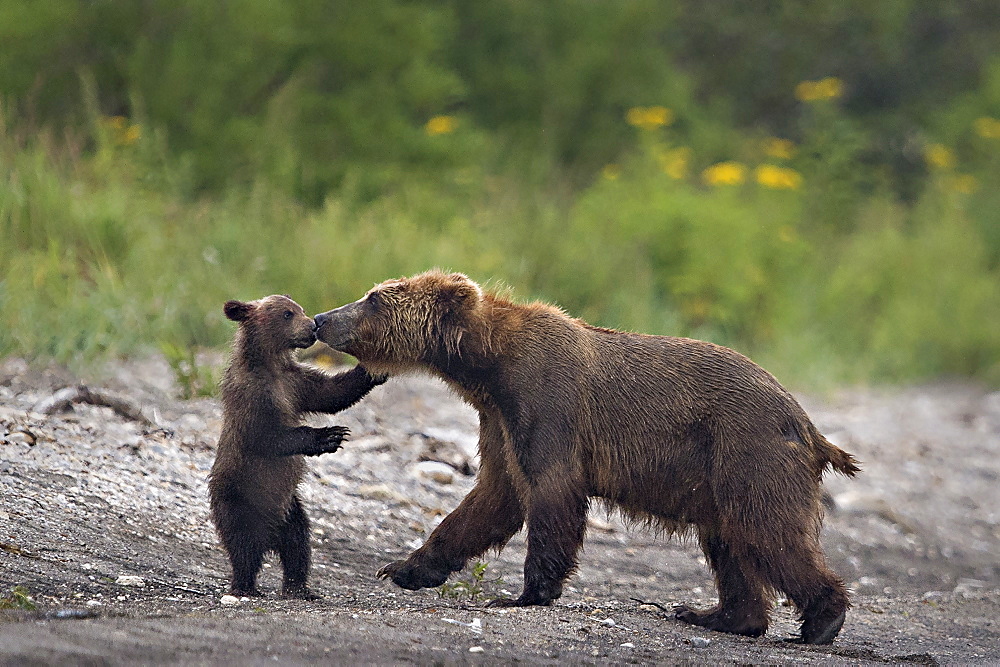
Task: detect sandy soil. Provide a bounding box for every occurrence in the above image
[1,355,999,665]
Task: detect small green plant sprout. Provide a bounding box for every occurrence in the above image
[159,342,218,399]
[437,561,503,603]
[0,586,37,610]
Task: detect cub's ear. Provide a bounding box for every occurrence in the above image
[224,300,254,322]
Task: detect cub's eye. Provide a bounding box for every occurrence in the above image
[283,310,293,320]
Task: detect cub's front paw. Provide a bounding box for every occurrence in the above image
[376,559,450,590]
[311,425,350,454]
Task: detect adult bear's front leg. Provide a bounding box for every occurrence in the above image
[378,418,524,590]
[377,476,524,589]
[487,479,589,607]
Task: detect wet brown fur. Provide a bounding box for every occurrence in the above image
[209,295,383,599]
[314,271,860,643]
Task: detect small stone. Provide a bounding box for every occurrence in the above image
[3,430,35,446]
[600,618,616,627]
[115,575,145,587]
[953,578,986,598]
[357,484,410,504]
[413,460,455,485]
[85,600,103,607]
[689,637,711,648]
[468,646,484,654]
[620,642,635,648]
[220,595,240,606]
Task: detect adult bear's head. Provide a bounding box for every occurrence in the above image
[314,270,484,373]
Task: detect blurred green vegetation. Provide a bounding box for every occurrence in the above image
[1,1,999,388]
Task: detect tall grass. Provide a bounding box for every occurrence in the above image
[2,116,999,389]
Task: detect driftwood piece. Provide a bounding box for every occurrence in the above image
[32,385,158,428]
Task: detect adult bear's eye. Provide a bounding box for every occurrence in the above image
[283,310,293,320]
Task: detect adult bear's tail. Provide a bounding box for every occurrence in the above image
[810,426,861,477]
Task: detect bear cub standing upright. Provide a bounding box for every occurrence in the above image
[315,270,859,643]
[210,295,384,599]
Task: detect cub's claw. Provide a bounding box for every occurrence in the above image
[312,425,349,454]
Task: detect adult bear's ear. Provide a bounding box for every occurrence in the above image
[439,274,483,311]
[224,300,254,322]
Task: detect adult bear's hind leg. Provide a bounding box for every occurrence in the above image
[675,528,770,638]
[757,539,850,644]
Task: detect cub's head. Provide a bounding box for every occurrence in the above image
[224,295,317,352]
[314,270,483,372]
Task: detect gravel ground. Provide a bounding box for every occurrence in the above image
[1,354,999,665]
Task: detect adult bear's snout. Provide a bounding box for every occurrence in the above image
[313,303,361,351]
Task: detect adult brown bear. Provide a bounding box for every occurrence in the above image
[314,271,859,643]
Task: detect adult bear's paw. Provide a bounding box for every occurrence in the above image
[376,558,450,590]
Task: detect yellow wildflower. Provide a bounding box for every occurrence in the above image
[424,115,458,136]
[925,143,956,170]
[657,146,691,180]
[950,174,979,194]
[601,164,621,181]
[973,117,1000,139]
[123,125,141,145]
[795,77,844,102]
[682,298,712,321]
[626,106,674,131]
[763,137,796,160]
[701,161,746,186]
[755,164,802,190]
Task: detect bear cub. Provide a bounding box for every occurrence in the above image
[315,270,859,643]
[209,295,384,599]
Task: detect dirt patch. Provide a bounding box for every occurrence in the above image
[2,356,999,664]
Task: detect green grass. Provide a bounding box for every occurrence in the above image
[2,123,999,391]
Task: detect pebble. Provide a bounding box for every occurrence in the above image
[85,599,103,607]
[954,578,986,598]
[413,460,455,485]
[620,642,635,648]
[115,575,145,587]
[690,637,711,648]
[600,618,616,627]
[468,646,484,654]
[220,595,240,606]
[3,430,36,446]
[357,483,411,504]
